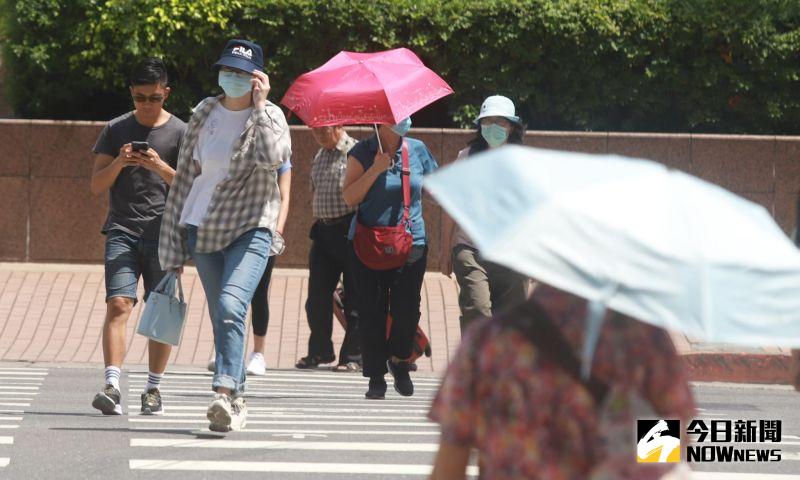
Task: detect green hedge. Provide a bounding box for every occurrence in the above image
[2,0,799,133]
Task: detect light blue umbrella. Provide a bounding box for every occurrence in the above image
[425,145,800,371]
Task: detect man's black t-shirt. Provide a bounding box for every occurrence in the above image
[93,112,187,240]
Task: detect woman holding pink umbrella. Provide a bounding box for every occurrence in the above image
[342,118,438,399]
[281,47,452,399]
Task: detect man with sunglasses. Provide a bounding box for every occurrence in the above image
[89,57,186,416]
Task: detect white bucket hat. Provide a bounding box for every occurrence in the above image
[474,95,521,125]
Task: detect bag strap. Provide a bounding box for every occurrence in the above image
[175,273,185,303]
[400,139,411,224]
[507,301,609,405]
[152,271,175,295]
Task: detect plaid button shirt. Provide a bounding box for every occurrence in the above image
[310,133,357,219]
[159,96,291,270]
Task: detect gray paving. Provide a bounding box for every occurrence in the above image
[1,364,799,478]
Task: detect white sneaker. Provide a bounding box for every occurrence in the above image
[245,352,266,376]
[230,396,247,431]
[207,393,232,432]
[207,394,247,432]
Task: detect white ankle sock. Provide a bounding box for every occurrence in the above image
[104,366,121,389]
[144,371,163,393]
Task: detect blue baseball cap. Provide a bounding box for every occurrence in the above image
[213,39,264,73]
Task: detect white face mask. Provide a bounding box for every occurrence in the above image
[481,123,509,147]
[218,70,252,98]
[390,117,412,136]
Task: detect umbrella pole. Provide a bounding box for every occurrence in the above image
[374,124,384,153]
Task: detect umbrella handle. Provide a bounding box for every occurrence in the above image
[373,124,384,153]
[580,282,619,379]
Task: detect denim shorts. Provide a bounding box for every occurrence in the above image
[104,229,166,305]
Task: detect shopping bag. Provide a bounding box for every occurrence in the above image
[136,272,187,346]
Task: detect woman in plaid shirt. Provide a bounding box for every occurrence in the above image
[159,39,291,432]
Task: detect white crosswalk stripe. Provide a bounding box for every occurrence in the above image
[124,369,800,478]
[0,366,47,469]
[125,368,467,477]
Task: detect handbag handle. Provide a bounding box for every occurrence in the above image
[356,138,412,227]
[400,139,411,225]
[151,272,182,301]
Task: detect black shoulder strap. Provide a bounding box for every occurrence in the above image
[505,301,609,405]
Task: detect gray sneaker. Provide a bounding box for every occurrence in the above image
[92,384,123,415]
[140,388,164,416]
[207,394,247,432]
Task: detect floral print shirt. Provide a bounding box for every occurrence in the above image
[429,284,696,479]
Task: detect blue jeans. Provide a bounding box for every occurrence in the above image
[104,229,166,305]
[186,225,272,393]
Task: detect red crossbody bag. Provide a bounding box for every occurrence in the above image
[353,139,413,270]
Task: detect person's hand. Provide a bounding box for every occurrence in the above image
[129,148,165,173]
[439,250,453,277]
[116,143,139,167]
[251,70,270,109]
[370,151,392,173]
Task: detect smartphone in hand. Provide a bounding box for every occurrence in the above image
[131,141,149,152]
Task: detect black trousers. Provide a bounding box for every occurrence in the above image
[250,255,277,336]
[305,218,360,361]
[349,244,428,378]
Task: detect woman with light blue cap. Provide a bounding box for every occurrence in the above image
[440,95,530,331]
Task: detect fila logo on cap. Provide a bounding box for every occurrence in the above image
[232,46,253,59]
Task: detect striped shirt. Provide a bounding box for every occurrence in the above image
[310,133,357,219]
[159,95,291,270]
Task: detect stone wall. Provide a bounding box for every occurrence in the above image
[0,120,798,269]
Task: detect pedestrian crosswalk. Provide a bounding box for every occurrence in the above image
[0,366,47,470]
[125,368,477,477]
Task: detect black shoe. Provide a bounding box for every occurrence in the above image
[387,360,414,396]
[92,384,122,415]
[365,378,387,399]
[295,354,335,369]
[140,387,164,416]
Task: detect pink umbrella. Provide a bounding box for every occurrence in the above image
[281,48,454,128]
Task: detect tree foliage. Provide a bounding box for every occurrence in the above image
[1,0,798,133]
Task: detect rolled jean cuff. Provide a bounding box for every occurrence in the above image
[212,374,239,392]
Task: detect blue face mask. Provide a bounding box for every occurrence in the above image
[218,70,252,98]
[390,117,412,136]
[481,123,509,148]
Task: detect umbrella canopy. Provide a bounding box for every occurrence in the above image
[281,48,453,127]
[425,145,800,347]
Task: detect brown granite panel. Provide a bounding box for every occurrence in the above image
[691,135,775,193]
[525,131,608,154]
[281,127,317,268]
[0,177,29,260]
[775,137,800,194]
[30,178,108,262]
[441,129,475,166]
[775,191,799,237]
[30,122,105,178]
[607,133,692,173]
[0,123,30,176]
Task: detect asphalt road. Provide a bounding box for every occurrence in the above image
[0,363,798,479]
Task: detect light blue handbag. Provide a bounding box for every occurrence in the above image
[136,272,187,346]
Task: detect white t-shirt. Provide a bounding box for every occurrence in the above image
[180,103,254,226]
